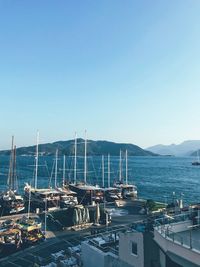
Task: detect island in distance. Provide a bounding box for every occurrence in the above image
[147,140,200,157]
[0,139,157,157]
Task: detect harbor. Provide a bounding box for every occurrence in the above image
[0,133,144,260]
[1,196,200,267]
[0,198,152,267]
[1,1,200,266]
[0,133,200,265]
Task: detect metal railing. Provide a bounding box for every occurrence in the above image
[154,213,200,253]
[154,212,192,227]
[157,227,200,252]
[88,239,119,256]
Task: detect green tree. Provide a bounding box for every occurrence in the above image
[146,199,156,211]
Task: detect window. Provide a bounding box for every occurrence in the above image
[131,241,138,256]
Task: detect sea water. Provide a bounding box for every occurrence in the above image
[0,155,200,205]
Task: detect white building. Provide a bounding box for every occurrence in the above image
[81,224,159,267]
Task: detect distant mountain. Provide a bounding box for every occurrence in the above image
[147,140,200,156]
[0,139,157,157]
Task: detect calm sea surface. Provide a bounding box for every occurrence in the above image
[0,155,200,205]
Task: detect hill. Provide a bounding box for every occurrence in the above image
[0,139,157,157]
[147,140,200,156]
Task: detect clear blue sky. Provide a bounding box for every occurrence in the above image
[0,0,200,149]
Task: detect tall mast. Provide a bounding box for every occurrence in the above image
[28,182,31,219]
[108,154,110,188]
[74,132,77,184]
[62,154,66,187]
[119,150,122,182]
[8,135,14,189]
[34,131,39,189]
[44,196,47,239]
[102,155,104,187]
[125,150,128,184]
[13,145,17,190]
[84,130,87,184]
[55,149,58,188]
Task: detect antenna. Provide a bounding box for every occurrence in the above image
[74,132,77,184]
[34,131,39,189]
[84,130,87,184]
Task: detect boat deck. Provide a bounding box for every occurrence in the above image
[0,213,39,222]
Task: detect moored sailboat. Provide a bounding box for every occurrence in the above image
[56,154,78,208]
[69,132,104,205]
[113,150,137,199]
[16,215,45,245]
[102,154,122,202]
[24,133,78,211]
[0,228,22,255]
[0,136,25,215]
[24,133,61,211]
[192,150,200,166]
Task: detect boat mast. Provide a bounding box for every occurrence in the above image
[84,130,87,184]
[13,145,17,190]
[108,154,110,188]
[62,154,66,187]
[28,182,31,219]
[7,135,14,190]
[74,132,77,184]
[102,155,104,187]
[34,131,39,189]
[125,149,128,185]
[119,149,122,182]
[44,196,47,239]
[54,149,58,188]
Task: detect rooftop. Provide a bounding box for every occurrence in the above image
[83,224,142,256]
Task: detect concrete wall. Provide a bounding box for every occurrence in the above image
[144,232,160,267]
[81,241,106,267]
[81,241,132,267]
[105,255,133,267]
[119,231,144,267]
[159,249,166,267]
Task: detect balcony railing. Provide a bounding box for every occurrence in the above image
[154,212,192,226]
[154,212,200,253]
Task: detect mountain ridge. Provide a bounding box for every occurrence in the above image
[147,140,200,156]
[0,139,157,157]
